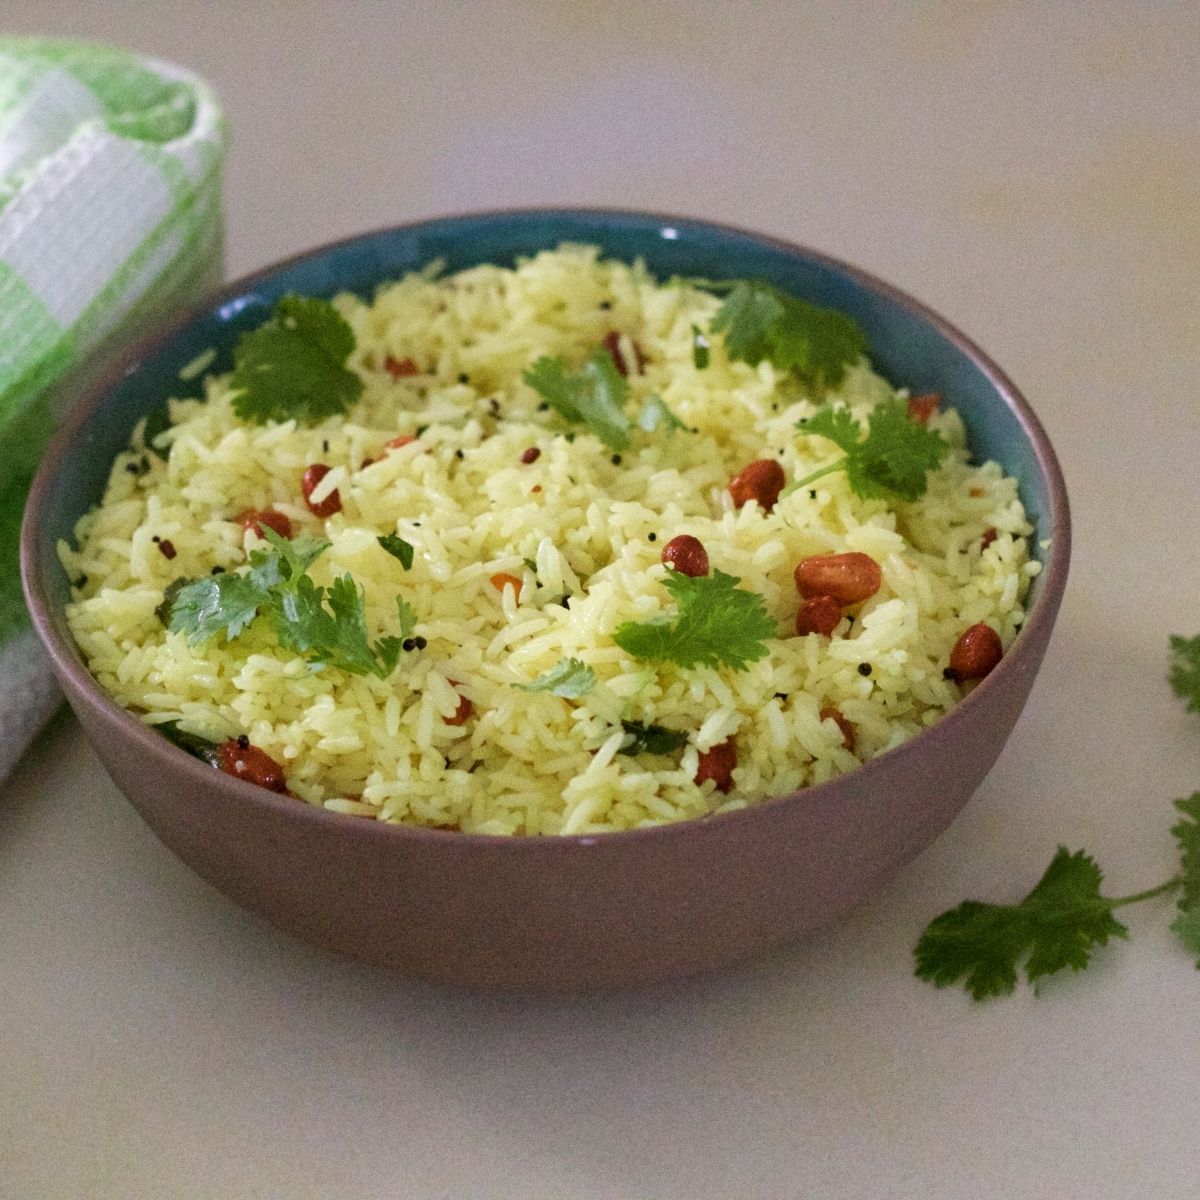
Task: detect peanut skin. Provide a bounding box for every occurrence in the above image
[819,706,856,752]
[795,594,843,637]
[729,459,786,512]
[694,738,737,793]
[949,623,1003,680]
[794,552,882,605]
[661,534,710,577]
[906,392,940,424]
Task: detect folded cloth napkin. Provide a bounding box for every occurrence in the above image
[0,38,226,779]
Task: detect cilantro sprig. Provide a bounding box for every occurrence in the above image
[791,399,949,502]
[617,720,689,756]
[613,569,775,672]
[915,634,1200,1000]
[705,280,868,390]
[164,529,413,679]
[231,295,363,426]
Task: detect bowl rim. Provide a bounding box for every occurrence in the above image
[21,205,1071,852]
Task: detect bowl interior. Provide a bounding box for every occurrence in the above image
[28,209,1064,683]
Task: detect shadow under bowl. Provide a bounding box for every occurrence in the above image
[21,209,1070,989]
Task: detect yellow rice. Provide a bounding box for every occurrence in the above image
[60,245,1039,835]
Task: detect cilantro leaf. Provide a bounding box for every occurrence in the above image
[1171,790,1200,967]
[637,394,686,435]
[249,530,329,590]
[377,533,415,570]
[617,720,688,756]
[1170,903,1200,967]
[1171,793,1200,910]
[394,596,418,641]
[1169,634,1200,713]
[523,350,632,451]
[914,848,1128,1000]
[794,399,948,502]
[709,281,868,389]
[167,570,272,644]
[270,574,402,679]
[691,325,710,369]
[155,576,191,626]
[710,281,784,364]
[231,294,364,426]
[613,569,775,672]
[803,405,860,454]
[514,658,596,698]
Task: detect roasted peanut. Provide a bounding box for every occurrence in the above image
[694,738,737,793]
[819,706,856,752]
[237,508,293,540]
[949,622,1003,680]
[907,392,940,424]
[444,681,474,727]
[301,464,341,517]
[793,552,882,604]
[660,534,710,577]
[384,355,418,378]
[729,459,786,512]
[217,739,288,792]
[795,594,843,637]
[489,572,523,600]
[602,330,645,376]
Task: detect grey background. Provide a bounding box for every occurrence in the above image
[3,3,1199,1197]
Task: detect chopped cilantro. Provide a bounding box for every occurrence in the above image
[155,720,221,767]
[230,294,364,426]
[163,529,410,679]
[708,280,867,389]
[637,394,687,435]
[1169,634,1200,713]
[617,720,688,756]
[523,350,632,451]
[793,399,948,502]
[377,533,415,570]
[394,597,418,642]
[613,569,775,672]
[514,658,596,699]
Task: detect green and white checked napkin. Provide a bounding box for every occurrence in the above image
[0,38,226,778]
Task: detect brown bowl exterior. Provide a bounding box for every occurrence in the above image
[54,626,1051,989]
[22,210,1070,989]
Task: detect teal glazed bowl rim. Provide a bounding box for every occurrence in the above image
[21,209,1070,986]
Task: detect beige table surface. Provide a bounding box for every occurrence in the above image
[3,3,1199,1197]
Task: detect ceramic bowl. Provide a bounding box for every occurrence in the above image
[21,210,1070,989]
